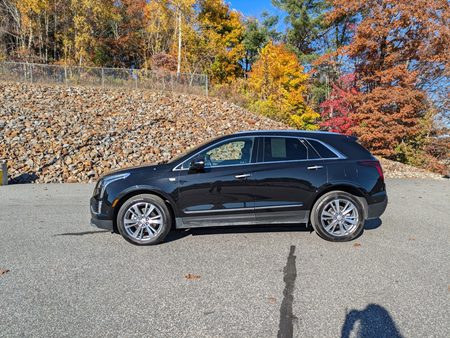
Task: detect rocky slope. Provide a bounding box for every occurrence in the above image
[0,82,286,183]
[0,81,444,183]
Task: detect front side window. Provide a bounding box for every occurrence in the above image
[182,138,254,168]
[263,137,309,162]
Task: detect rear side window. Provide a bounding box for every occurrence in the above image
[263,137,310,162]
[307,139,339,159]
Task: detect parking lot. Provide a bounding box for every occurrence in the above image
[0,179,449,337]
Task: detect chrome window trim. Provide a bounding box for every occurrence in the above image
[236,129,339,136]
[184,203,304,214]
[172,135,345,171]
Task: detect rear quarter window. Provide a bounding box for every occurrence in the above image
[307,140,339,158]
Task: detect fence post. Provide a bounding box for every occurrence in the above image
[0,160,7,186]
[30,64,33,84]
[101,68,105,88]
[205,75,209,97]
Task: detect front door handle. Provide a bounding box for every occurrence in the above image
[307,165,324,170]
[235,174,251,179]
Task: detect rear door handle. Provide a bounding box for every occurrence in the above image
[235,174,251,179]
[307,165,324,170]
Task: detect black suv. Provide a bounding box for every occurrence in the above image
[90,130,387,245]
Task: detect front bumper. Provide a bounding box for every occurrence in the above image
[90,196,114,231]
[367,193,388,219]
[90,217,114,231]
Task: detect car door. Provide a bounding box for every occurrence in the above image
[175,137,257,228]
[251,136,327,224]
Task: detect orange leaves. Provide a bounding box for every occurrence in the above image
[326,0,450,157]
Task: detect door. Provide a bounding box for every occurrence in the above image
[176,137,257,228]
[251,136,327,224]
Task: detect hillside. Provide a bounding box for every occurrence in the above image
[0,81,443,183]
[0,82,286,183]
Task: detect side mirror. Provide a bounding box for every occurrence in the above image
[189,157,205,172]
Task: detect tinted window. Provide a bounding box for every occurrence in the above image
[307,139,339,158]
[183,138,254,168]
[263,137,309,162]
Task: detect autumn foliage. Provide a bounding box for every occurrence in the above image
[328,0,449,160]
[320,74,356,135]
[248,42,319,130]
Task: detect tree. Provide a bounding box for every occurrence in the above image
[272,0,327,61]
[242,12,280,73]
[197,0,245,83]
[329,0,450,157]
[320,74,357,135]
[248,41,319,130]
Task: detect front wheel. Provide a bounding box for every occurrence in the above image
[117,194,172,245]
[310,191,365,242]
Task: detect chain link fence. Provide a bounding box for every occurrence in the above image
[0,61,209,96]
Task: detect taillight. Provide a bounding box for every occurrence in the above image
[358,160,384,181]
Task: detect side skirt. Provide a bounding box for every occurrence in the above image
[176,210,310,229]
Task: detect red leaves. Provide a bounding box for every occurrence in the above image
[320,74,357,136]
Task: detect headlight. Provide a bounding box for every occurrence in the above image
[97,173,130,199]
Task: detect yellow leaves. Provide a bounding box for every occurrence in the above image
[248,42,319,130]
[197,0,245,83]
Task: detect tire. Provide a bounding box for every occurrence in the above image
[310,191,365,242]
[117,194,172,245]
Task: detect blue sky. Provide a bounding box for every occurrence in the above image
[228,0,286,29]
[228,0,277,17]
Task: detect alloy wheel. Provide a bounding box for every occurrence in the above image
[320,198,359,237]
[123,202,163,242]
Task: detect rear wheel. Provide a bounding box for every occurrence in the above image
[310,191,365,242]
[117,194,171,245]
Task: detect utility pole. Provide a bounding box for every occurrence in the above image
[177,8,182,77]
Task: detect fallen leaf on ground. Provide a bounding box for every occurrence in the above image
[185,273,201,280]
[0,268,10,276]
[353,243,361,248]
[408,237,416,241]
[268,297,277,304]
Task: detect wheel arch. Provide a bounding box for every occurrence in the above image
[310,184,369,222]
[112,188,177,233]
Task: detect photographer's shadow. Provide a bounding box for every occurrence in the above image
[341,304,403,338]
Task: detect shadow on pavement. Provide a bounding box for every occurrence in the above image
[57,219,381,242]
[164,224,311,243]
[341,304,403,338]
[364,218,382,230]
[54,230,110,236]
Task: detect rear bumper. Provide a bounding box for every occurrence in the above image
[367,193,388,219]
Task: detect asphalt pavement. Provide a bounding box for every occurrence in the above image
[0,179,449,337]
